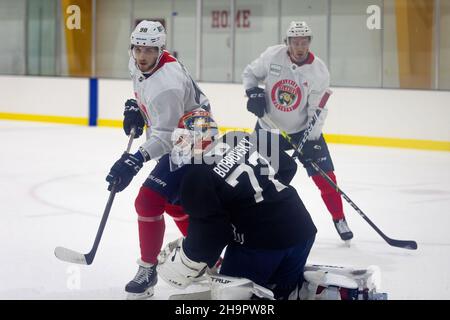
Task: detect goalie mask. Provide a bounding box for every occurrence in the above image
[170,108,219,171]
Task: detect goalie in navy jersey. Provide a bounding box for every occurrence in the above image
[156,109,317,300]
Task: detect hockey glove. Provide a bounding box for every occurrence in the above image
[123,99,145,138]
[157,238,207,289]
[246,87,266,118]
[295,140,321,165]
[106,152,144,192]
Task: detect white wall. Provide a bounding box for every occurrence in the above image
[98,78,134,120]
[203,84,450,142]
[1,75,449,143]
[0,76,88,117]
[326,87,450,141]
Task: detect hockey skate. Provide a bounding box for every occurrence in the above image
[333,218,353,245]
[125,259,158,300]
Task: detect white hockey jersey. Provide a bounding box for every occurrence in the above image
[242,45,331,139]
[129,51,210,160]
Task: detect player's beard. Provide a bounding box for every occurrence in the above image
[138,61,156,73]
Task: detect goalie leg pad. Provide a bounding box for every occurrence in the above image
[299,270,359,300]
[299,264,387,300]
[209,274,275,300]
[157,238,207,289]
[168,274,275,300]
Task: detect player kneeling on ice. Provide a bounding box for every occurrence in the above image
[156,109,318,300]
[156,110,388,300]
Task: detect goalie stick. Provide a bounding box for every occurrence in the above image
[54,127,137,265]
[260,116,418,251]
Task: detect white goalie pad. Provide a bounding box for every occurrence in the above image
[299,264,387,300]
[210,274,275,300]
[157,238,208,289]
[168,274,275,300]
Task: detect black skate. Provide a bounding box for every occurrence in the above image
[333,218,354,244]
[125,259,158,300]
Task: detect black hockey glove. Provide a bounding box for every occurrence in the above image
[106,152,143,192]
[123,99,145,138]
[295,140,321,165]
[246,87,266,118]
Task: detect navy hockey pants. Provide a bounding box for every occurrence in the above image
[142,153,188,205]
[219,234,315,300]
[255,122,335,176]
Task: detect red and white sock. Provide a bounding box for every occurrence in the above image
[165,203,189,236]
[135,186,166,265]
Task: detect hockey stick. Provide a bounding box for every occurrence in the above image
[54,127,137,265]
[260,116,418,250]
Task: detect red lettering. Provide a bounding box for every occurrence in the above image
[220,10,228,28]
[211,9,251,29]
[212,11,220,28]
[242,10,250,28]
[236,10,241,28]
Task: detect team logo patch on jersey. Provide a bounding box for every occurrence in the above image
[271,79,302,112]
[269,64,282,76]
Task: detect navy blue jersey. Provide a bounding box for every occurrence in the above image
[181,131,317,267]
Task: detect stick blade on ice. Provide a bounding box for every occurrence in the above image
[388,239,418,250]
[54,246,89,265]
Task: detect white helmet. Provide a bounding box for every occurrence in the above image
[286,21,312,39]
[130,20,166,48]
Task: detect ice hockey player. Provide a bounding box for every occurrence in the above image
[105,20,210,299]
[242,21,353,242]
[156,109,317,300]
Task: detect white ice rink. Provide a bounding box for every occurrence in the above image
[1,120,449,300]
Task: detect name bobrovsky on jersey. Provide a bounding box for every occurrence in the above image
[212,137,254,178]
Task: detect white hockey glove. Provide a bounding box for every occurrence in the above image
[157,238,207,289]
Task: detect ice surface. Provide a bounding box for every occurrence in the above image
[1,121,449,299]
